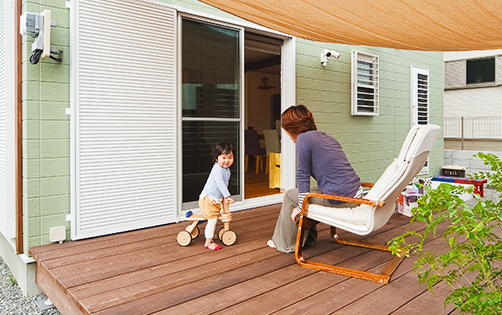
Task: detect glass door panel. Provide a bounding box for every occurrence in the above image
[182,121,240,203]
[181,19,241,207]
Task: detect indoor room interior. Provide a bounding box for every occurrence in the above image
[244,32,283,199]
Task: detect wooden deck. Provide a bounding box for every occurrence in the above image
[29,204,460,315]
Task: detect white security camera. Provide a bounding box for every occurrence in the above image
[320,49,340,67]
[325,49,340,59]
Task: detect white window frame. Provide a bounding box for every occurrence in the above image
[351,51,379,116]
[177,14,244,211]
[411,65,430,174]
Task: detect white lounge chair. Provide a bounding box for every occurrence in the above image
[295,124,441,284]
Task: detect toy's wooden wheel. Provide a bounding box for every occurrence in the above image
[191,226,200,239]
[177,230,192,246]
[217,227,225,240]
[221,230,237,246]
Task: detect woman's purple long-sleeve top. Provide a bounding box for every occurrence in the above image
[296,130,361,209]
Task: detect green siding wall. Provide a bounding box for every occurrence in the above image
[296,40,444,183]
[21,0,443,251]
[22,0,71,253]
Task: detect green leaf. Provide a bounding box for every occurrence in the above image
[472,221,484,233]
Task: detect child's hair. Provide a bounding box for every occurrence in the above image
[281,104,317,136]
[213,142,234,162]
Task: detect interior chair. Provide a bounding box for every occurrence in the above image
[263,129,281,174]
[245,129,266,173]
[295,124,441,284]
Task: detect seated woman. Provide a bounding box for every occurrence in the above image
[267,105,362,253]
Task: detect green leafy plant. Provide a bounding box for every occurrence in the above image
[389,152,502,314]
[4,274,17,285]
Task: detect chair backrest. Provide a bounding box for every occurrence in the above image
[365,124,441,231]
[263,129,280,155]
[245,129,264,156]
[305,124,441,236]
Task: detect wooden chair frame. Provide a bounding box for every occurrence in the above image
[294,182,406,284]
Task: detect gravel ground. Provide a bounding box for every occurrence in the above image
[0,256,61,315]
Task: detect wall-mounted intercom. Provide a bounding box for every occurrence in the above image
[20,10,63,64]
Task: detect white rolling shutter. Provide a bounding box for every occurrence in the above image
[0,0,15,240]
[444,60,466,88]
[496,56,502,85]
[71,0,177,239]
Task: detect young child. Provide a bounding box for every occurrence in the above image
[199,142,235,250]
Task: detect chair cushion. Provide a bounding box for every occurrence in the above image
[306,204,371,233]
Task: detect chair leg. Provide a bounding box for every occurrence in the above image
[265,156,269,174]
[245,155,249,172]
[295,218,406,284]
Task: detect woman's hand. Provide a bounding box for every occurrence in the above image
[225,196,235,204]
[291,207,301,222]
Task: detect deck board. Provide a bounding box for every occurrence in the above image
[29,204,466,315]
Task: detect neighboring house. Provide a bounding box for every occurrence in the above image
[444,50,502,118]
[0,0,444,295]
[444,50,502,172]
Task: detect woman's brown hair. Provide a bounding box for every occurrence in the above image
[281,105,317,136]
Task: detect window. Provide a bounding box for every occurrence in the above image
[411,66,429,125]
[181,19,242,207]
[411,66,430,174]
[351,51,379,116]
[466,58,495,84]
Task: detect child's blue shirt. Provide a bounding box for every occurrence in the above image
[200,163,231,202]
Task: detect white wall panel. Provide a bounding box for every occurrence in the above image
[72,0,177,239]
[0,0,15,240]
[444,86,502,118]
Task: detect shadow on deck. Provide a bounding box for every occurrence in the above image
[29,204,459,315]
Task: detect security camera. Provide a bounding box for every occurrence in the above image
[320,49,340,67]
[325,49,340,59]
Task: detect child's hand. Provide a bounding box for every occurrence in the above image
[225,196,235,204]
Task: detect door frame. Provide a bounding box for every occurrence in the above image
[176,12,296,219]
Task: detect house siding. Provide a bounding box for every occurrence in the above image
[296,40,444,182]
[22,1,71,253]
[20,0,444,251]
[444,52,502,118]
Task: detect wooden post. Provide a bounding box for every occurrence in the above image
[15,0,23,255]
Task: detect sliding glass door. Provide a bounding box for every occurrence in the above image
[181,18,242,208]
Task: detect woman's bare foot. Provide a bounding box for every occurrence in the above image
[266,239,276,248]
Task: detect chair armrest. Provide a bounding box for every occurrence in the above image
[303,192,385,208]
[361,182,374,188]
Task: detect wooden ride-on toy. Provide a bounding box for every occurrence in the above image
[176,199,237,247]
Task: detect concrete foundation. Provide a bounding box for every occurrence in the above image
[0,233,41,297]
